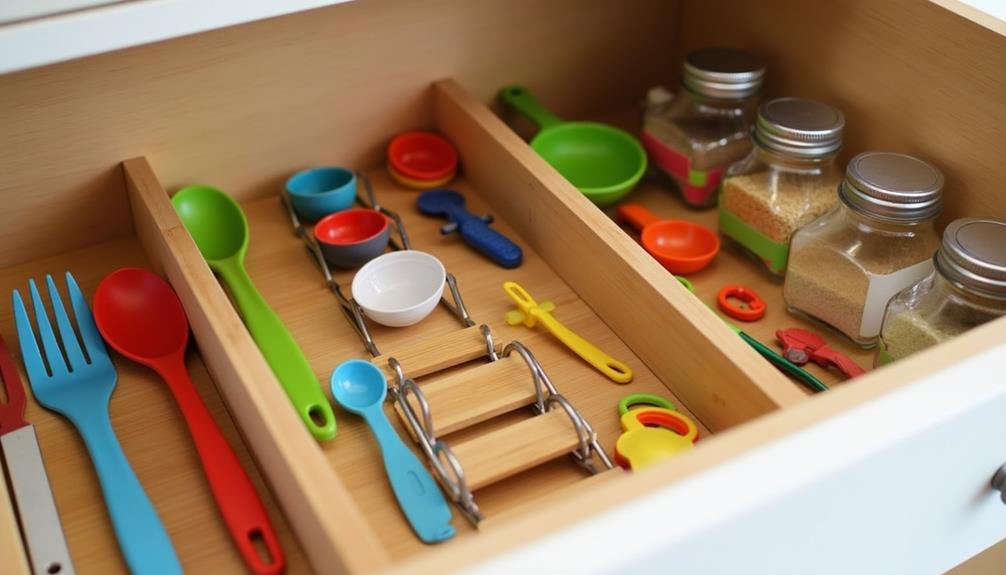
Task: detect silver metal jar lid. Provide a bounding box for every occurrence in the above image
[754,97,844,158]
[682,47,765,100]
[936,217,1006,297]
[839,152,944,222]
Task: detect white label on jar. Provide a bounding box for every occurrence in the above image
[860,260,934,339]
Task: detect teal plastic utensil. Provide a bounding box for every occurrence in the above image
[330,360,455,544]
[12,273,181,575]
[172,185,337,441]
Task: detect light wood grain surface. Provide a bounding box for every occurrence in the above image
[0,0,678,269]
[0,468,29,575]
[233,167,707,561]
[0,236,307,574]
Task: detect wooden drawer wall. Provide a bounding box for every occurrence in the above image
[2,0,1006,573]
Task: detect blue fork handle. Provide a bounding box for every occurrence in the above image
[364,407,455,544]
[456,219,523,269]
[75,409,182,575]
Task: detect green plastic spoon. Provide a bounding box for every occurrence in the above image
[500,85,647,207]
[172,185,337,441]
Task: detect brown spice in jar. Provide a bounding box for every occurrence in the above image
[721,171,840,243]
[785,224,939,342]
[881,311,948,360]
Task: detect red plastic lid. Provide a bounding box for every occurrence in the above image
[387,131,459,181]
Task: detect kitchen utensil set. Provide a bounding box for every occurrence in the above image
[13,273,182,575]
[6,270,285,574]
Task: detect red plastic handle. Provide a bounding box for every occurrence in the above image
[0,335,29,434]
[717,285,767,322]
[158,357,286,575]
[812,347,867,378]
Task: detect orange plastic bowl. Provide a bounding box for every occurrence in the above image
[387,131,459,181]
[641,220,719,274]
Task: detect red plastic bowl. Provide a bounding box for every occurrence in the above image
[387,131,459,181]
[314,208,388,245]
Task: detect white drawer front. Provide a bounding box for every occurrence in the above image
[468,343,1006,574]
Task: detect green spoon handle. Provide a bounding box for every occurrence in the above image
[500,85,565,131]
[217,260,337,440]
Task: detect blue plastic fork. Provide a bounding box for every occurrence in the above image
[12,272,182,575]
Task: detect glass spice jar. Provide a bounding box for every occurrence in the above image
[877,218,1006,365]
[642,47,764,209]
[719,97,845,278]
[784,152,944,347]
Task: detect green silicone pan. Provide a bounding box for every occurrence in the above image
[501,85,647,207]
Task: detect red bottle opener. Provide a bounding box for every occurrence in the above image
[776,328,866,379]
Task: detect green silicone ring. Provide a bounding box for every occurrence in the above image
[618,393,677,416]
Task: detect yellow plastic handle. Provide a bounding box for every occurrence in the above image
[503,282,633,384]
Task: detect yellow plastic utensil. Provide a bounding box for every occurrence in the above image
[616,407,698,471]
[503,281,633,383]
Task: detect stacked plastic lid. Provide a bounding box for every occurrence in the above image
[387,131,459,190]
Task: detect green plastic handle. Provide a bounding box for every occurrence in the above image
[500,85,565,131]
[216,258,337,440]
[718,314,827,393]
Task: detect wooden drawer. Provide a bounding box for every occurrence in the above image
[1,0,1005,573]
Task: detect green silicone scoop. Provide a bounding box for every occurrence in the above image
[500,85,647,207]
[172,185,337,441]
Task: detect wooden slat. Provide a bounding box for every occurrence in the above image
[373,325,500,383]
[451,411,583,491]
[124,157,390,574]
[397,355,537,436]
[476,468,623,532]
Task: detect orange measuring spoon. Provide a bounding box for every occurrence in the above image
[618,204,720,274]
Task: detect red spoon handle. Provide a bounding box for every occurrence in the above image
[161,359,286,575]
[0,335,29,433]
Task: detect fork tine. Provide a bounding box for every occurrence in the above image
[46,274,88,371]
[65,271,108,363]
[28,279,68,377]
[12,289,51,382]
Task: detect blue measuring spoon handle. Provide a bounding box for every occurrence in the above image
[74,408,182,575]
[364,407,455,544]
[456,218,523,268]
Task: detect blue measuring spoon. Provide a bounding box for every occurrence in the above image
[330,360,455,544]
[417,189,523,268]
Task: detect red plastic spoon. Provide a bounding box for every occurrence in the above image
[94,268,285,575]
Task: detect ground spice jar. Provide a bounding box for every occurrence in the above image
[784,152,944,347]
[719,97,844,278]
[642,47,764,209]
[877,218,1006,364]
